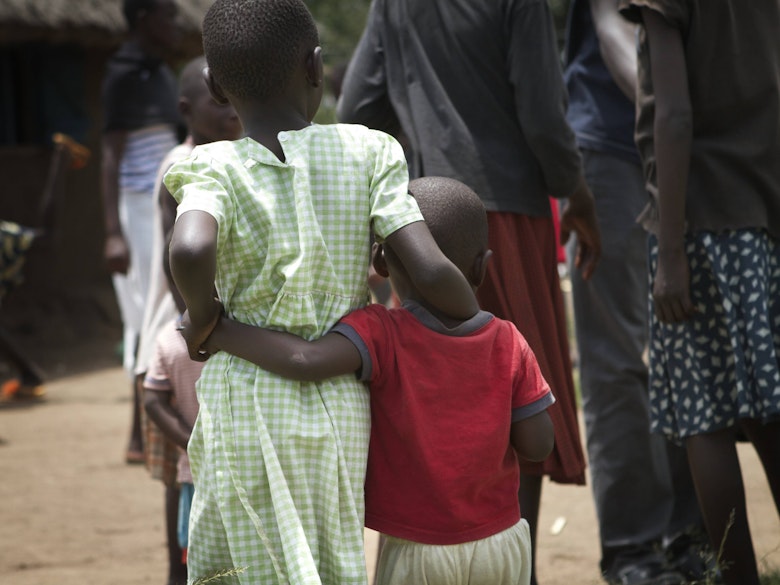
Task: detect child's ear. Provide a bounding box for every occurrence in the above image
[305,46,323,88]
[470,248,492,288]
[178,96,191,119]
[371,242,390,278]
[203,67,229,105]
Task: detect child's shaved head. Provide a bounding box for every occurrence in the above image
[408,177,488,273]
[202,0,319,102]
[178,56,209,101]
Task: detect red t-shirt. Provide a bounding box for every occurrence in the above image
[333,301,554,545]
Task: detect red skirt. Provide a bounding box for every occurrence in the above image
[477,211,586,485]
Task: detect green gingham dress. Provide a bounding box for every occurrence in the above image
[165,124,422,585]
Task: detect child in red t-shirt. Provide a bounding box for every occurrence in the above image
[186,176,555,585]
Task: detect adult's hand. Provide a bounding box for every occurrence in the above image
[560,177,602,280]
[104,232,130,275]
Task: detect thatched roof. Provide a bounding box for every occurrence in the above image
[0,0,214,54]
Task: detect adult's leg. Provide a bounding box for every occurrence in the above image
[686,429,759,585]
[570,151,679,581]
[663,442,702,536]
[663,441,715,581]
[739,419,780,514]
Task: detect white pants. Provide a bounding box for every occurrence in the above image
[112,188,154,373]
[376,519,532,585]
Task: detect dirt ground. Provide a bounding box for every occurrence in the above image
[0,365,778,585]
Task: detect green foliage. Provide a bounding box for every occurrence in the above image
[190,566,247,584]
[306,0,571,65]
[305,0,371,68]
[305,0,572,74]
[761,570,780,585]
[549,0,572,52]
[548,0,572,29]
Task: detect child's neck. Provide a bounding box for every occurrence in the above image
[404,291,473,330]
[239,105,312,161]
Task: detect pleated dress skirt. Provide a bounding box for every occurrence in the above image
[477,211,586,485]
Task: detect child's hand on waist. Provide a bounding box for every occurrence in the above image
[177,299,223,361]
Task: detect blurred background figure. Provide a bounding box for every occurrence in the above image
[620,1,780,583]
[100,0,181,464]
[563,1,710,584]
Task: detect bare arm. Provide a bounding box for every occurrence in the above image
[143,389,192,450]
[384,221,479,319]
[101,130,129,274]
[510,410,555,462]
[168,210,222,360]
[642,7,694,323]
[591,0,638,101]
[200,317,362,382]
[162,226,186,315]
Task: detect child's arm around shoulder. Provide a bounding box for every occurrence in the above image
[385,221,480,319]
[364,129,479,320]
[198,314,362,382]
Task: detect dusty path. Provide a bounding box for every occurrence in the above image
[0,366,777,585]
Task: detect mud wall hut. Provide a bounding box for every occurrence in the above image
[0,0,213,376]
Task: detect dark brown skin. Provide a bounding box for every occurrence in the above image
[193,233,553,462]
[180,174,555,579]
[642,8,695,324]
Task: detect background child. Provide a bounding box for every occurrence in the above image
[163,1,479,583]
[620,2,780,584]
[143,314,202,584]
[195,176,556,585]
[136,55,242,585]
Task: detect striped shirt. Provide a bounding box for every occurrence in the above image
[120,124,178,194]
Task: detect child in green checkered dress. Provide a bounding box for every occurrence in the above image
[164,1,479,583]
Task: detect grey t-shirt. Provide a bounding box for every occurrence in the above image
[337,0,583,217]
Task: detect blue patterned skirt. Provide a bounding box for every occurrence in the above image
[648,229,780,442]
